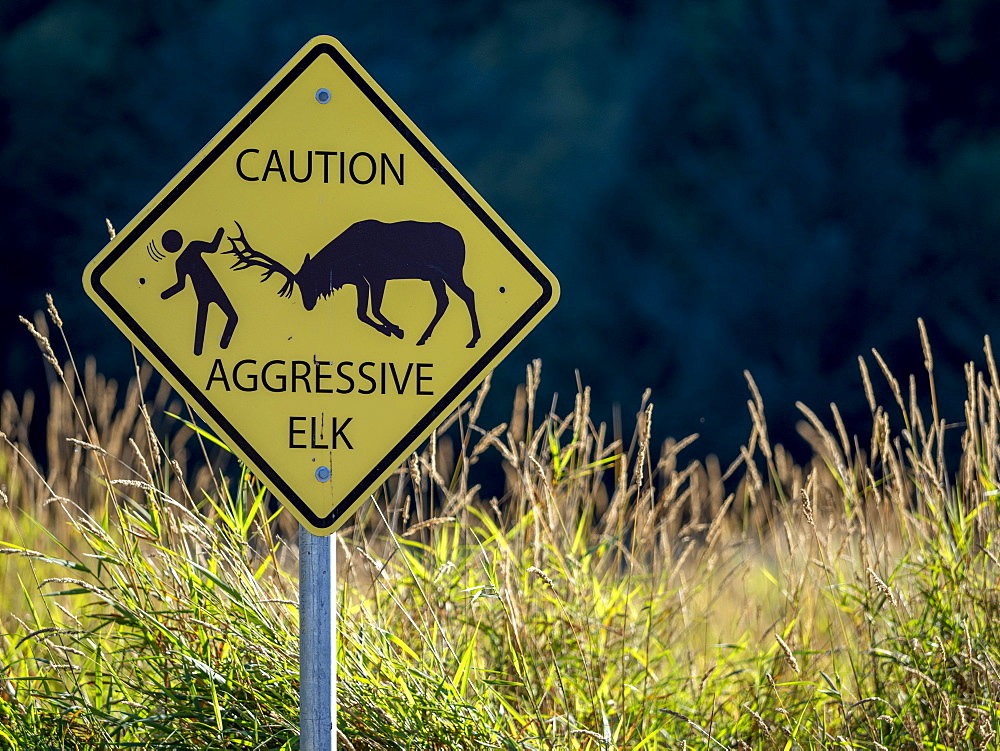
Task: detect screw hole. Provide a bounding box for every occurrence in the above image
[315,88,331,104]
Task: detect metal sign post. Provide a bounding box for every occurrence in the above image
[299,526,337,750]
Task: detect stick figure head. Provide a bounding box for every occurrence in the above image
[161,229,183,253]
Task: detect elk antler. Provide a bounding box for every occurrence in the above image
[225,221,296,298]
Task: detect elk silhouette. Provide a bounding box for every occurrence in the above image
[225,219,481,348]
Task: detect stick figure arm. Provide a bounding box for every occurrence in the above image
[161,268,187,299]
[206,226,225,253]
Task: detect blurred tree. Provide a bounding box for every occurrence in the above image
[0,0,207,387]
[546,0,935,455]
[1,0,998,466]
[887,0,1000,163]
[886,0,1000,396]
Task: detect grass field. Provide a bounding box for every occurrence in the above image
[2,304,1000,749]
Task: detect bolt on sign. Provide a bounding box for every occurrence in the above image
[84,36,559,535]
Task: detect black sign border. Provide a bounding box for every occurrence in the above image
[89,40,555,530]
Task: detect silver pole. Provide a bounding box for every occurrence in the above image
[299,525,337,750]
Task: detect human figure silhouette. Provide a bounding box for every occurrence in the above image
[160,227,238,356]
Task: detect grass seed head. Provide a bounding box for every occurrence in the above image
[775,633,800,675]
[527,565,555,590]
[743,705,772,738]
[401,516,457,538]
[45,294,63,329]
[800,488,814,527]
[18,316,62,377]
[867,567,898,606]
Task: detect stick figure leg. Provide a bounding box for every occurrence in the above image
[194,302,209,356]
[219,301,238,350]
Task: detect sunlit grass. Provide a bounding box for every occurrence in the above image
[2,304,1000,749]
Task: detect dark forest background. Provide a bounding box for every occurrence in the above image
[2,0,999,463]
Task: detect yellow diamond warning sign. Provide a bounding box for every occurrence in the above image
[84,36,559,535]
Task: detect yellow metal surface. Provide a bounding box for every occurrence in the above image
[84,36,559,534]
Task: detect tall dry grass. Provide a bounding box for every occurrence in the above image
[1,303,999,748]
[2,303,274,528]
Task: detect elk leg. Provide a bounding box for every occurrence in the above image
[417,278,449,346]
[447,279,480,348]
[368,279,404,339]
[354,281,393,337]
